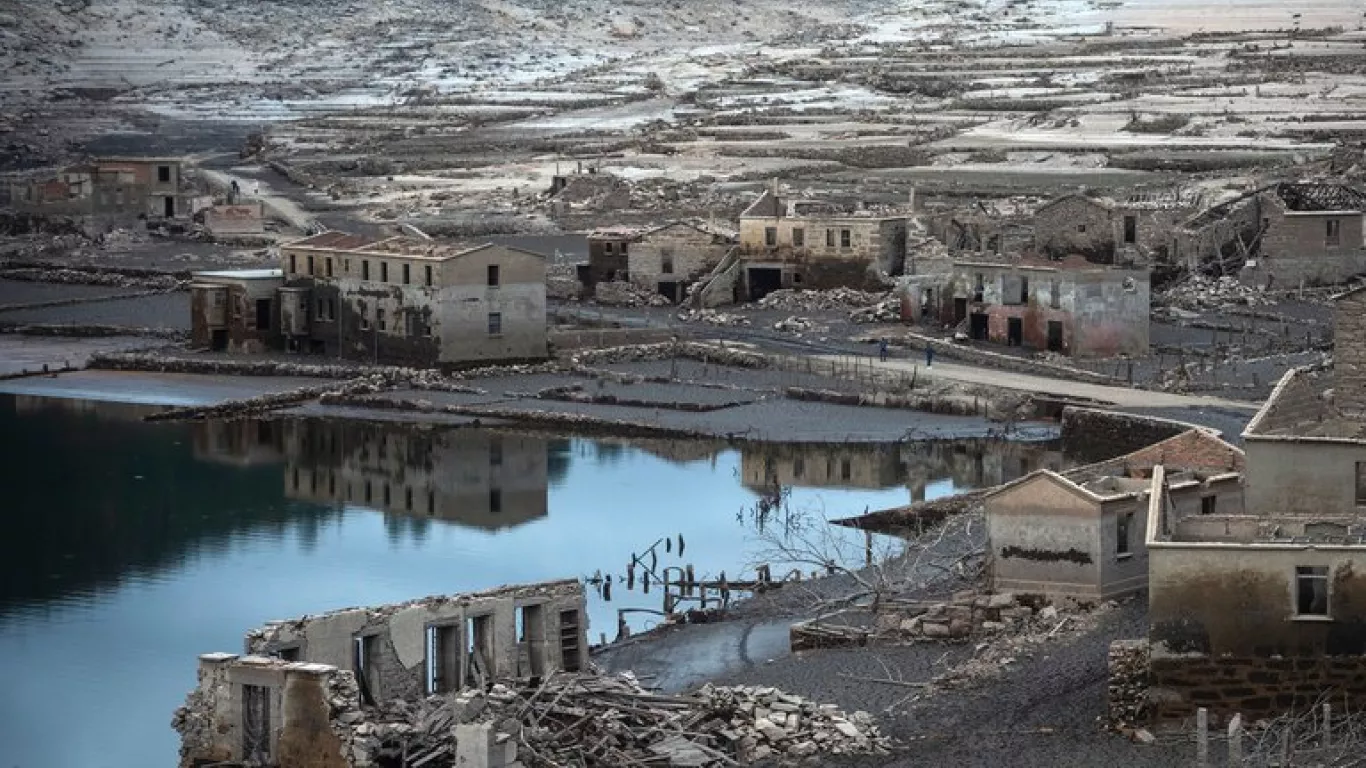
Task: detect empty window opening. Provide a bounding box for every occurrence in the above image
[377,308,386,332]
[353,635,382,705]
[1123,215,1137,244]
[1356,461,1366,505]
[1116,512,1133,555]
[840,229,851,248]
[793,457,804,478]
[490,488,502,514]
[1077,224,1087,234]
[792,227,805,247]
[841,459,852,482]
[424,265,433,287]
[157,165,171,183]
[255,299,271,331]
[1201,495,1217,515]
[383,483,391,507]
[465,615,494,689]
[1296,566,1330,617]
[973,273,985,302]
[764,226,777,247]
[488,312,502,336]
[825,229,835,248]
[1327,219,1342,247]
[1019,276,1029,305]
[487,264,500,287]
[380,262,389,283]
[405,487,413,512]
[604,242,615,254]
[241,684,271,763]
[307,255,315,276]
[489,437,503,467]
[276,646,300,662]
[364,480,372,504]
[427,490,435,516]
[425,623,461,694]
[326,257,333,277]
[1050,279,1061,309]
[362,260,371,280]
[620,241,629,255]
[559,609,582,672]
[402,263,410,285]
[662,254,674,274]
[289,253,297,274]
[516,604,545,678]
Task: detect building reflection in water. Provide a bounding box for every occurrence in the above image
[11,394,167,422]
[194,419,550,531]
[741,439,1066,499]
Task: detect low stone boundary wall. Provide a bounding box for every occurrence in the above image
[899,331,1126,387]
[1,323,185,339]
[784,386,984,416]
[550,327,678,352]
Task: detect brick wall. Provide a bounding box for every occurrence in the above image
[1150,655,1366,722]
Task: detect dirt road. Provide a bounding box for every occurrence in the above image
[821,355,1260,412]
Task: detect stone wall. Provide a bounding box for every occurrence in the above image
[1107,639,1149,730]
[244,581,588,705]
[1149,655,1366,722]
[628,223,731,293]
[1257,200,1366,287]
[1059,407,1192,462]
[1338,289,1366,416]
[1034,195,1116,262]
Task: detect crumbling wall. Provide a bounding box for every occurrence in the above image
[173,653,349,768]
[1149,655,1366,722]
[1257,198,1366,287]
[1106,639,1149,730]
[1034,196,1115,262]
[627,223,730,293]
[245,581,588,705]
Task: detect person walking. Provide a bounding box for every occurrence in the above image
[925,343,935,368]
[879,338,889,362]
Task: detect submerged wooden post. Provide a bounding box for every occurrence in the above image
[1196,707,1209,766]
[1227,714,1242,765]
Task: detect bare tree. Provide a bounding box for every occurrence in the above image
[1241,697,1366,767]
[742,479,986,614]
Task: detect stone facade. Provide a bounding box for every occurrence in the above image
[245,581,588,705]
[912,258,1149,357]
[189,269,285,353]
[1033,194,1118,262]
[737,190,908,297]
[583,229,634,293]
[8,157,186,219]
[1149,654,1366,722]
[628,221,734,302]
[1337,286,1366,416]
[279,233,548,367]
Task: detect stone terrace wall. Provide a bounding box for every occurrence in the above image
[1060,407,1192,463]
[1150,655,1366,723]
[1338,290,1366,416]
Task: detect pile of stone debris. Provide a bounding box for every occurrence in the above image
[1157,274,1273,311]
[773,315,826,334]
[332,671,891,767]
[849,297,900,323]
[677,308,751,325]
[0,266,183,290]
[756,287,889,312]
[593,280,673,307]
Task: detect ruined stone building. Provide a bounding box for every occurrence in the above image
[581,227,636,294]
[283,423,549,530]
[735,189,908,299]
[274,231,547,366]
[8,156,187,220]
[1143,286,1366,720]
[928,199,1033,258]
[899,256,1150,357]
[987,430,1244,602]
[1033,189,1200,266]
[581,221,736,303]
[176,581,588,768]
[741,444,904,491]
[1173,181,1366,286]
[189,268,285,353]
[202,201,266,237]
[192,420,286,468]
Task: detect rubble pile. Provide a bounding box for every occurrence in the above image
[889,590,1034,640]
[756,287,889,312]
[849,298,900,323]
[594,280,672,307]
[343,673,891,767]
[1106,639,1150,732]
[676,308,751,325]
[1157,274,1273,311]
[773,315,824,334]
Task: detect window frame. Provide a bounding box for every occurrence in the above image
[1295,565,1330,619]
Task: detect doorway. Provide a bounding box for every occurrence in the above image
[746,267,782,301]
[656,281,679,303]
[969,313,988,341]
[1007,317,1023,347]
[255,299,272,331]
[210,329,228,351]
[241,684,271,763]
[922,288,935,320]
[163,196,175,218]
[1047,321,1064,352]
[954,298,968,324]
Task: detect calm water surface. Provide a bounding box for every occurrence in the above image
[0,394,1063,768]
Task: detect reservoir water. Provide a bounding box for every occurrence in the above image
[0,393,1063,768]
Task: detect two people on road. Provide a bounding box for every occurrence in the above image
[879,338,934,367]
